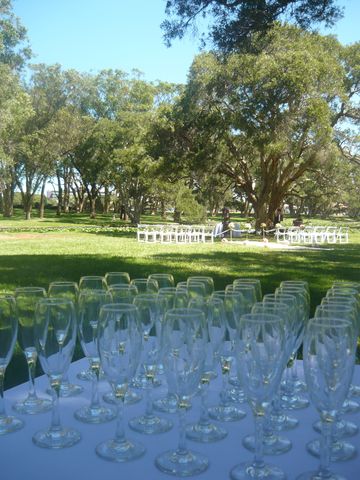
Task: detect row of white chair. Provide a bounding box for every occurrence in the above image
[275,226,349,244]
[137,224,216,243]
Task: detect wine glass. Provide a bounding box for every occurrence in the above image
[148,273,175,288]
[32,298,81,448]
[228,284,257,313]
[297,317,356,480]
[186,296,228,443]
[155,308,209,476]
[128,294,173,434]
[79,275,107,290]
[75,289,116,423]
[105,272,130,287]
[230,313,287,480]
[13,287,52,415]
[48,281,83,397]
[0,295,24,434]
[95,303,145,462]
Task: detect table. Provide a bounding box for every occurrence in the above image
[2,360,359,480]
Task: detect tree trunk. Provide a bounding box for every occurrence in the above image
[56,171,63,216]
[38,179,47,219]
[2,183,14,217]
[22,193,34,220]
[103,185,111,213]
[89,196,96,218]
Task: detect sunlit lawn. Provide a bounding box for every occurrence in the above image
[1,210,360,387]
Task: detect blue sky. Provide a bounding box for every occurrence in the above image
[13,0,360,85]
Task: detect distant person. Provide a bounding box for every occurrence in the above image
[221,206,230,238]
[273,208,283,226]
[293,216,303,227]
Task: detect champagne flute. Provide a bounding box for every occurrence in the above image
[306,303,358,462]
[233,278,262,302]
[75,289,116,423]
[155,308,209,476]
[13,287,52,415]
[187,276,214,297]
[79,275,107,291]
[186,296,228,443]
[105,272,131,287]
[153,287,189,414]
[230,313,287,480]
[48,281,83,397]
[130,278,159,294]
[0,295,24,434]
[148,273,175,288]
[297,317,356,480]
[129,294,172,434]
[96,303,145,462]
[32,298,81,448]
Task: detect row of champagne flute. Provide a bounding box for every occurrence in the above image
[1,274,359,480]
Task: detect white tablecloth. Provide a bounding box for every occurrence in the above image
[2,360,359,480]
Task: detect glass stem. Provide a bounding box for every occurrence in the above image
[50,381,61,431]
[115,398,125,443]
[90,363,100,408]
[0,367,6,417]
[177,405,187,454]
[25,347,38,398]
[253,407,265,470]
[199,382,210,426]
[145,377,154,417]
[318,418,333,476]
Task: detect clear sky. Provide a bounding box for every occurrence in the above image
[12,0,360,85]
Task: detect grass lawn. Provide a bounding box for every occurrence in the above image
[1,210,360,387]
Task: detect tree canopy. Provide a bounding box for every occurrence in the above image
[162,0,343,51]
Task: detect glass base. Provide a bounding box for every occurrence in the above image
[0,415,24,435]
[281,394,309,410]
[153,394,178,414]
[103,389,142,406]
[96,437,146,462]
[341,399,360,415]
[306,438,357,462]
[243,433,292,455]
[155,448,209,476]
[297,470,347,480]
[230,461,286,479]
[128,414,173,434]
[47,382,83,398]
[13,394,52,415]
[186,421,227,443]
[349,383,360,397]
[33,426,81,449]
[77,369,106,382]
[74,404,116,424]
[131,374,161,389]
[313,419,358,438]
[270,412,299,431]
[208,404,246,422]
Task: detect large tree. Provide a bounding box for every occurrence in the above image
[154,26,360,226]
[162,0,342,51]
[0,0,31,70]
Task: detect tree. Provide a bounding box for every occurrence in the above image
[155,26,359,227]
[162,0,342,52]
[0,0,31,70]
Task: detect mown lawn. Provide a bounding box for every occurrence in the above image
[1,210,359,387]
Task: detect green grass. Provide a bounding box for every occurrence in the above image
[2,210,360,388]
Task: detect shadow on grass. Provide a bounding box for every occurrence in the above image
[3,243,360,388]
